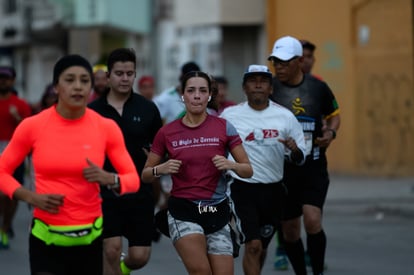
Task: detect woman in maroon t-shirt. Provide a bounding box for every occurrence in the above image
[142,71,252,275]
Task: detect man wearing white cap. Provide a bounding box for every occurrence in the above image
[268,35,341,275]
[220,64,306,275]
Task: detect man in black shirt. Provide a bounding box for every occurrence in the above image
[88,48,162,275]
[268,36,340,275]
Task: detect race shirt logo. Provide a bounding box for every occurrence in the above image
[245,129,279,142]
[292,97,305,115]
[171,136,220,149]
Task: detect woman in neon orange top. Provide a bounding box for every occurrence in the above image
[0,54,140,275]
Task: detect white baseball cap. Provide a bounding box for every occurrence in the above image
[268,36,303,61]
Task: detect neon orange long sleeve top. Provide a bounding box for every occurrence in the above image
[0,106,140,226]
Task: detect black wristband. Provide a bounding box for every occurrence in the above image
[152,166,161,178]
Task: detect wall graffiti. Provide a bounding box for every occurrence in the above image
[359,73,414,175]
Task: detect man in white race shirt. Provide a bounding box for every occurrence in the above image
[220,64,306,275]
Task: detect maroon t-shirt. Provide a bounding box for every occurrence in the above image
[151,115,241,202]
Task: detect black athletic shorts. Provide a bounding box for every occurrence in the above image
[102,192,155,246]
[29,233,103,275]
[282,155,330,220]
[230,179,287,249]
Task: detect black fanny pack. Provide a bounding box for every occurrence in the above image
[168,196,230,234]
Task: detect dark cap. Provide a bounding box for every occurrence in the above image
[214,76,228,85]
[300,39,316,51]
[0,66,15,78]
[179,61,200,82]
[181,61,200,75]
[53,54,93,85]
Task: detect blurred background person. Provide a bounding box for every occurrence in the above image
[0,65,32,249]
[137,75,156,100]
[300,39,323,80]
[153,61,200,124]
[214,76,236,115]
[39,83,58,111]
[136,74,169,237]
[206,75,219,116]
[88,64,109,102]
[31,83,58,114]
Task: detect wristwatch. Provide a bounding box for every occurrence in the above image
[108,174,120,190]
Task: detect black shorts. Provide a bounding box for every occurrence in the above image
[230,179,286,249]
[283,156,330,220]
[29,233,103,275]
[102,193,155,246]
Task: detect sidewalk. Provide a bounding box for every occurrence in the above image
[326,174,414,214]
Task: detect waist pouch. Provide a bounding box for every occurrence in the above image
[31,217,103,246]
[168,196,230,234]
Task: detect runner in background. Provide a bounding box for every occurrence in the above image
[0,65,32,249]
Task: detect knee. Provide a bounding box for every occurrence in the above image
[104,246,121,263]
[128,255,150,269]
[283,230,299,242]
[245,240,263,257]
[127,249,151,269]
[303,215,322,234]
[282,221,301,242]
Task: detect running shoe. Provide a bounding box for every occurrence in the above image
[0,231,9,249]
[120,252,131,275]
[274,247,289,270]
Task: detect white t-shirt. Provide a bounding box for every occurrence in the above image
[220,101,306,184]
[153,86,185,124]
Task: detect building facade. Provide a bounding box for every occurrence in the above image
[0,0,152,103]
[0,0,266,106]
[266,0,414,176]
[3,0,408,176]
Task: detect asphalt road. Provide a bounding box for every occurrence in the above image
[1,176,414,274]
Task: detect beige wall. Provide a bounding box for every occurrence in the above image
[266,0,414,176]
[175,0,265,26]
[354,0,414,176]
